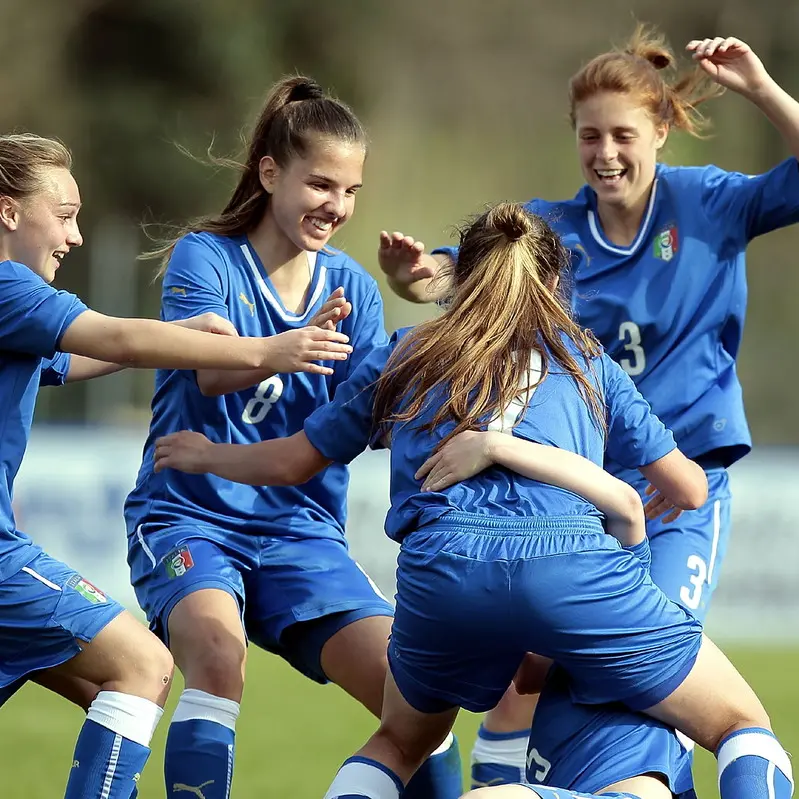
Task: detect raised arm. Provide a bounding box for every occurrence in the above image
[416,430,645,548]
[688,36,799,159]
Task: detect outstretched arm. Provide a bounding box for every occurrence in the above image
[63,312,242,383]
[153,430,332,487]
[416,431,645,547]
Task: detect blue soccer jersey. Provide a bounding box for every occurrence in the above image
[124,232,389,541]
[0,261,86,580]
[436,159,799,473]
[304,328,676,542]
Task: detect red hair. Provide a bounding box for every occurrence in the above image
[569,24,723,136]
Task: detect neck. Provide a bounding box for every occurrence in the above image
[247,213,308,277]
[595,182,654,248]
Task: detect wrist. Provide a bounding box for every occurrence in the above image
[742,74,781,104]
[484,431,505,465]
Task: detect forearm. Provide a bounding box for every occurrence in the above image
[197,434,332,487]
[66,355,127,382]
[746,77,799,159]
[196,368,275,397]
[386,254,452,304]
[61,314,270,371]
[489,435,645,545]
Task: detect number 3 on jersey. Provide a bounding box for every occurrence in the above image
[618,321,646,377]
[242,376,284,424]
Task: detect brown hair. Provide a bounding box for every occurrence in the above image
[372,203,605,449]
[569,23,724,136]
[0,134,72,201]
[148,75,367,274]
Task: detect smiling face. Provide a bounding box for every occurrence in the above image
[574,91,667,214]
[0,166,83,283]
[259,136,365,253]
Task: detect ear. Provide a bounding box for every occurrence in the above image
[654,123,669,152]
[0,196,20,232]
[258,156,280,194]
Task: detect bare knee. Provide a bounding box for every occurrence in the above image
[168,591,247,701]
[112,625,175,705]
[177,637,246,700]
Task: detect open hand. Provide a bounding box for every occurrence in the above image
[686,37,770,96]
[154,431,214,474]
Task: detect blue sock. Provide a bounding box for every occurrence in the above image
[717,727,793,799]
[64,691,163,799]
[164,689,239,799]
[405,733,462,799]
[324,756,404,799]
[471,724,530,788]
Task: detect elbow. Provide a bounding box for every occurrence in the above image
[621,483,645,524]
[675,464,709,510]
[105,327,139,367]
[196,372,223,397]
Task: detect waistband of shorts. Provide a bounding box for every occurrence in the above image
[423,511,605,537]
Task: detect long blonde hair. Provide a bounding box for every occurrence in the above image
[372,203,605,448]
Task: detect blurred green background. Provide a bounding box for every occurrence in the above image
[3,0,798,441]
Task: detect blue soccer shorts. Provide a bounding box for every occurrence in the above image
[128,523,394,682]
[387,512,703,715]
[0,548,124,705]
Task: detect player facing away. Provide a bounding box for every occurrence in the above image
[124,76,461,799]
[378,28,799,785]
[152,203,792,799]
[0,133,353,799]
[418,441,698,799]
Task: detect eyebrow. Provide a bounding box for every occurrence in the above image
[308,172,363,189]
[579,126,638,134]
[58,202,81,209]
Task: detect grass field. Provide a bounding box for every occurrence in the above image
[1,645,796,797]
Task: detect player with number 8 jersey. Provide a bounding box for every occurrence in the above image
[124,76,463,799]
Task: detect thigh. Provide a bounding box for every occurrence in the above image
[648,469,731,620]
[317,614,392,716]
[129,527,250,643]
[244,536,393,679]
[643,634,770,753]
[0,551,124,692]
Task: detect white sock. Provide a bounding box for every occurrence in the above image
[170,688,240,731]
[471,725,529,769]
[86,690,163,747]
[324,757,403,799]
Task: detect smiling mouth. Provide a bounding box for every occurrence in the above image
[594,168,628,184]
[307,217,336,233]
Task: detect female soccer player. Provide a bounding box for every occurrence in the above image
[378,28,799,784]
[0,132,352,798]
[124,76,461,799]
[153,202,791,799]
